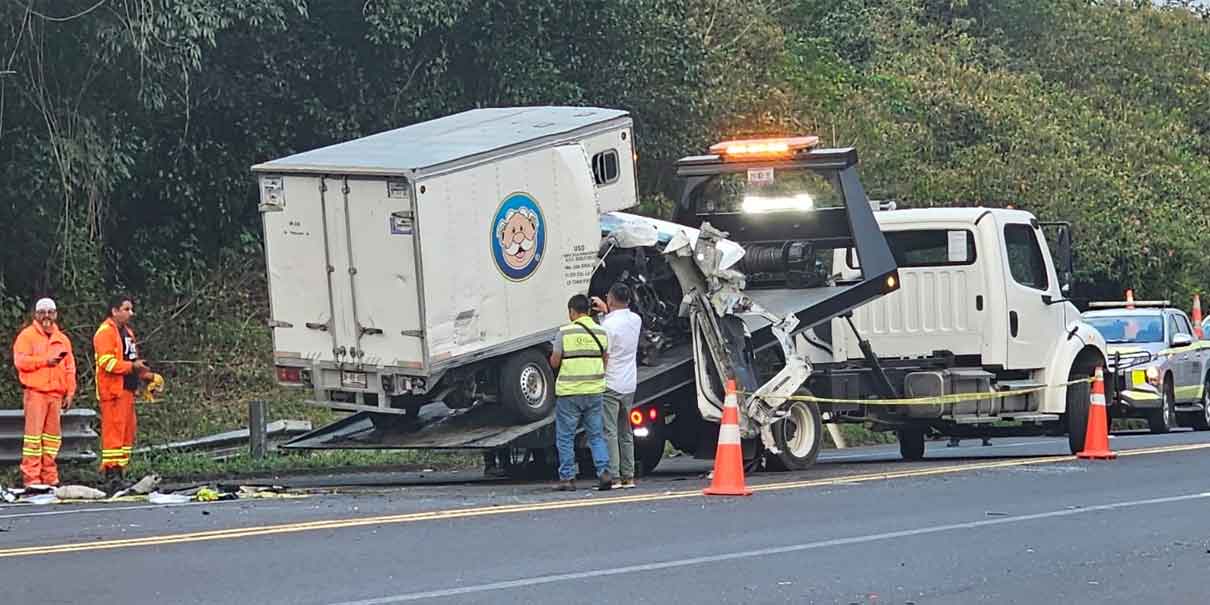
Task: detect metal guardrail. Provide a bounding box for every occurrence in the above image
[134,420,313,460]
[0,409,99,464]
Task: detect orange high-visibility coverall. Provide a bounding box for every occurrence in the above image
[94,318,147,471]
[12,323,77,487]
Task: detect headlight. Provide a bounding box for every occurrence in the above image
[1146,366,1160,385]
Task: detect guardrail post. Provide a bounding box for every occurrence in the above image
[249,400,268,459]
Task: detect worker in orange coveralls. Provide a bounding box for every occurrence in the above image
[12,297,77,489]
[94,294,151,488]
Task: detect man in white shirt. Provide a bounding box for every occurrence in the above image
[592,283,643,489]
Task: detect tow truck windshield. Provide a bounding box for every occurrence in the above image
[1086,315,1164,344]
[693,169,842,214]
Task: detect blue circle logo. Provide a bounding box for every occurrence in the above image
[491,193,545,281]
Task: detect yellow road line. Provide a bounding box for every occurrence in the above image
[2,441,1208,559]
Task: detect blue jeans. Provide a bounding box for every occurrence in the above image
[555,394,611,481]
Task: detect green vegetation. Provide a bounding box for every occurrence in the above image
[0,448,477,486]
[2,1,1208,448]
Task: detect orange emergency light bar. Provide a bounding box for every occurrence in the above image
[709,136,821,159]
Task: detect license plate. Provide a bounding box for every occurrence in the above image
[1131,370,1146,386]
[341,371,368,389]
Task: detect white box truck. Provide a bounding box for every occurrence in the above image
[252,107,639,422]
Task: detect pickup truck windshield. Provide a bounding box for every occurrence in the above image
[1086,315,1164,344]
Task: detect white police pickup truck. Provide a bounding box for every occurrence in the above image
[1083,301,1210,433]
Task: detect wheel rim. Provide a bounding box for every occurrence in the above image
[518,364,547,409]
[1203,384,1210,424]
[780,402,817,458]
[1164,390,1173,428]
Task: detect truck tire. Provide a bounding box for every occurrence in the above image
[1191,378,1210,431]
[765,400,823,471]
[498,348,556,423]
[636,433,665,476]
[1065,372,1091,455]
[1148,379,1175,434]
[897,429,926,461]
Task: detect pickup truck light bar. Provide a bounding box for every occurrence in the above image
[1088,301,1171,309]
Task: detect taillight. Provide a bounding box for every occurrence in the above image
[649,408,658,421]
[276,366,302,384]
[630,410,644,426]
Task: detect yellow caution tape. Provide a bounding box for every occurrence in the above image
[741,377,1095,406]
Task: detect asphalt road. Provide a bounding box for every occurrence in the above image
[4,429,1210,604]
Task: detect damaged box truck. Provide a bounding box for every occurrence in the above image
[253,107,640,423]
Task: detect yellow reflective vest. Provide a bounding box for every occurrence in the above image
[556,318,609,396]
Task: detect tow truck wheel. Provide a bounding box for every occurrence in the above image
[764,400,823,471]
[1190,379,1210,431]
[636,433,666,476]
[1148,379,1175,434]
[897,429,926,461]
[1065,370,1091,455]
[499,349,556,423]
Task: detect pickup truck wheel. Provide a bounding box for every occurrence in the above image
[765,400,823,471]
[897,429,926,461]
[1191,380,1210,431]
[499,349,556,423]
[1065,373,1091,455]
[1148,380,1175,434]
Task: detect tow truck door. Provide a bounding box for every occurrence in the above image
[999,217,1066,370]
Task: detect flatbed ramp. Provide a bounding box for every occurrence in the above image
[284,343,696,451]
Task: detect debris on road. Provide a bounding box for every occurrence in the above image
[148,492,191,504]
[54,485,107,500]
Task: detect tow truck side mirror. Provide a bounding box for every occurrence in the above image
[1041,222,1074,296]
[1172,333,1194,348]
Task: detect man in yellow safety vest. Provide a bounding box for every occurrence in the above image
[549,294,613,491]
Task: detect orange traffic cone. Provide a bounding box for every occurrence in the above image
[1192,294,1203,338]
[1077,367,1117,460]
[703,379,752,496]
[1125,289,1135,309]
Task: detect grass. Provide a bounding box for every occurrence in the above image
[1,449,479,488]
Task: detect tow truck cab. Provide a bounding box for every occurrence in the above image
[814,206,1107,457]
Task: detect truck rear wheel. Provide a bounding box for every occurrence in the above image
[897,429,926,461]
[636,433,665,476]
[765,400,823,471]
[499,349,556,423]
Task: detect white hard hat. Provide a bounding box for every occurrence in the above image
[34,298,56,312]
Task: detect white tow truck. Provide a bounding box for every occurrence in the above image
[773,206,1111,459]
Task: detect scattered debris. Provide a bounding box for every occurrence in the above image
[148,492,191,505]
[0,486,17,504]
[985,511,1009,517]
[113,474,162,499]
[21,493,59,505]
[54,485,107,500]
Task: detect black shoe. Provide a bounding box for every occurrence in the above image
[597,471,613,491]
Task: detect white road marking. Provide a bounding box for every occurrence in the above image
[329,490,1210,604]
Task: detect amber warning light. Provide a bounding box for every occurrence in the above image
[709,136,821,159]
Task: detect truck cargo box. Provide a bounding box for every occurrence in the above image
[252,107,637,413]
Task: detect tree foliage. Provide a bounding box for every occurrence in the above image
[1,0,1208,423]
